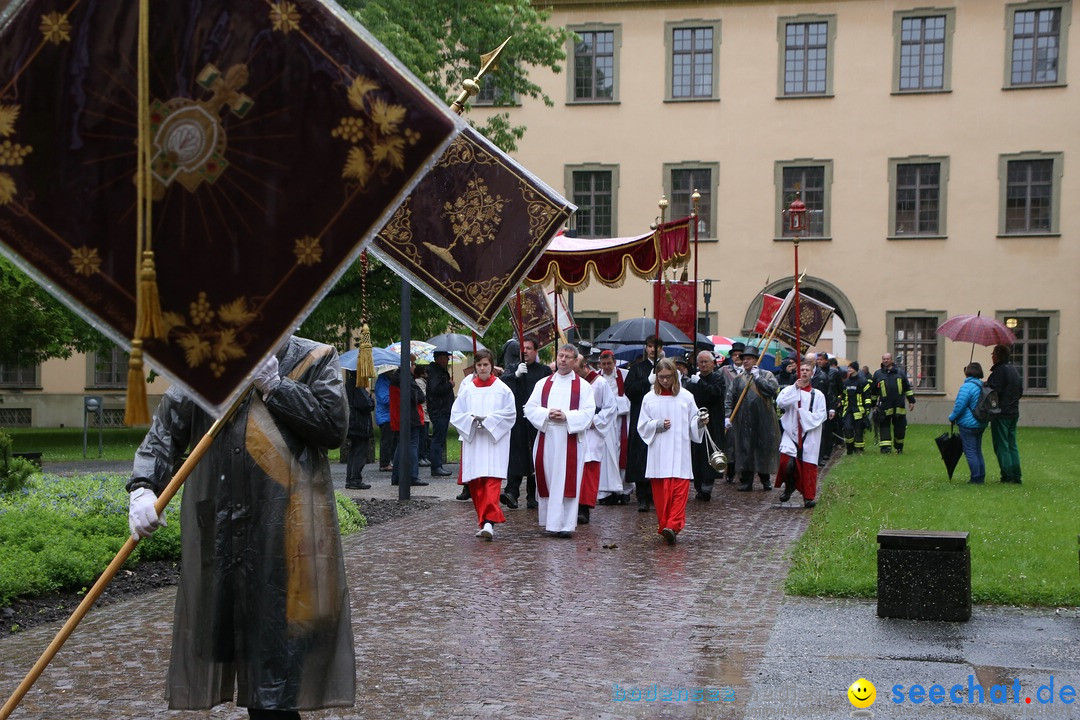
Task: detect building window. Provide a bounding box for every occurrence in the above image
[92,347,128,388]
[664,163,717,239]
[776,161,832,239]
[1000,311,1058,394]
[778,15,836,97]
[569,26,620,103]
[473,74,515,106]
[1006,2,1070,87]
[887,312,946,391]
[999,152,1063,236]
[0,358,39,388]
[665,21,721,101]
[893,9,955,93]
[574,312,616,343]
[0,408,32,427]
[566,165,618,238]
[889,158,949,238]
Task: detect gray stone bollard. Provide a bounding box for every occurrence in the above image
[877,529,971,621]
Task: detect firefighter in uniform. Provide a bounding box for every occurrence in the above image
[872,352,915,454]
[840,361,872,454]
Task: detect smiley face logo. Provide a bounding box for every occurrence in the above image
[847,678,876,709]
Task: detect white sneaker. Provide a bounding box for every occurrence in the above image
[475,528,485,538]
[480,522,494,540]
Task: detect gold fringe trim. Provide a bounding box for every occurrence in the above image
[124,340,151,426]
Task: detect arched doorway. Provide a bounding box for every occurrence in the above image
[740,276,861,362]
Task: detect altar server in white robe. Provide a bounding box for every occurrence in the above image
[575,355,618,524]
[775,360,828,509]
[597,349,632,503]
[451,349,517,539]
[638,358,708,544]
[525,344,596,536]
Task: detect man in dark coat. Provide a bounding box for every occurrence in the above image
[687,350,725,501]
[724,344,780,491]
[425,349,455,477]
[499,336,552,509]
[625,335,662,511]
[345,372,374,489]
[986,344,1023,483]
[810,353,839,466]
[127,336,355,718]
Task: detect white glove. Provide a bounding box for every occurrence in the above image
[515,362,528,377]
[253,355,281,394]
[724,417,732,430]
[750,366,760,376]
[647,372,656,385]
[688,373,700,384]
[698,410,710,426]
[128,487,166,540]
[828,409,836,419]
[654,419,668,433]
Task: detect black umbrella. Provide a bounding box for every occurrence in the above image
[935,424,964,480]
[594,318,692,345]
[425,333,486,353]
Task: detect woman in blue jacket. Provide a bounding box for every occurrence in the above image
[948,363,988,484]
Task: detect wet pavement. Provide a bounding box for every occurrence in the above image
[2,458,1078,718]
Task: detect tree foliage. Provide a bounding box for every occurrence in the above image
[344,0,569,153]
[0,258,114,368]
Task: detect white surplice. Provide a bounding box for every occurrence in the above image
[450,376,518,482]
[637,388,705,480]
[776,384,827,465]
[600,367,632,495]
[524,370,596,532]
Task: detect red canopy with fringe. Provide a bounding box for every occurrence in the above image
[525,217,691,290]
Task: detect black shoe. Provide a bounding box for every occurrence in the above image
[661,528,677,545]
[778,490,792,503]
[455,490,470,500]
[556,531,573,538]
[390,480,398,486]
[577,511,590,525]
[499,492,518,509]
[880,448,891,455]
[637,501,650,512]
[760,479,772,491]
[410,480,429,487]
[695,492,711,502]
[346,481,371,490]
[804,499,817,508]
[736,483,752,492]
[526,501,539,510]
[431,469,454,477]
[379,465,393,471]
[724,476,736,484]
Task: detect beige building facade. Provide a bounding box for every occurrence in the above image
[474,0,1079,426]
[1,0,1076,428]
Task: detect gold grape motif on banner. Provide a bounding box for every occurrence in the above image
[162,293,257,377]
[333,76,420,189]
[0,105,31,206]
[425,177,506,271]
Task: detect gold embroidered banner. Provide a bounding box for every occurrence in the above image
[774,292,835,351]
[373,125,575,334]
[510,285,558,351]
[0,0,458,413]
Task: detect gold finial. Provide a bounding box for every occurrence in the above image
[450,36,512,115]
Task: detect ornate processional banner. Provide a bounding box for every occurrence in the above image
[510,285,558,351]
[373,125,575,335]
[0,0,460,414]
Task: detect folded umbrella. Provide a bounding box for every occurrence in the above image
[934,424,964,480]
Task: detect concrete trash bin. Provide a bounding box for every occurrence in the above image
[877,529,971,622]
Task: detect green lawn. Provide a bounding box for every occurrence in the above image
[786,425,1080,607]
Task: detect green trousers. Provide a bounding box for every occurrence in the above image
[990,417,1022,482]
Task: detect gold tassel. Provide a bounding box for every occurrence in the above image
[124,339,151,426]
[357,323,375,387]
[135,250,166,339]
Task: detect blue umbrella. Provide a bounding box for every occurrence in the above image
[339,347,400,372]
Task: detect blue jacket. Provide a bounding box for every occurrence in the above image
[374,372,392,426]
[948,376,986,430]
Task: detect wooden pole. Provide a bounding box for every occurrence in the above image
[0,389,251,720]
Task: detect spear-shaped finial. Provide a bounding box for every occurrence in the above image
[450,36,512,115]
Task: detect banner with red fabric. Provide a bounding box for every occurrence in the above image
[754,294,785,334]
[653,280,696,343]
[511,286,558,350]
[774,293,835,351]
